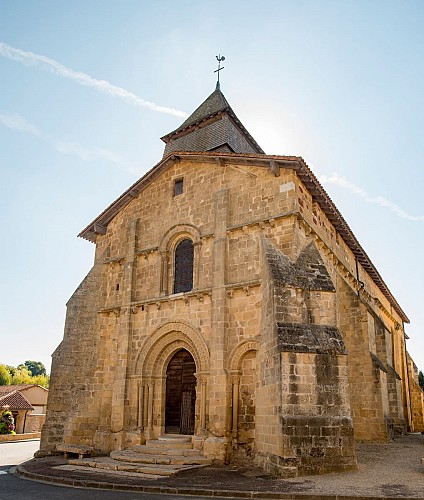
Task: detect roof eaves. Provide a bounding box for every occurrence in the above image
[78,153,179,242]
[161,108,230,143]
[161,107,265,155]
[291,157,409,323]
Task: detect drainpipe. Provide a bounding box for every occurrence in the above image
[23,410,28,434]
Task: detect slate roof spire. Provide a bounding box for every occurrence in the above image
[161,86,265,156]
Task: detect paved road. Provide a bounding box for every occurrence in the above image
[0,438,40,468]
[1,473,218,499]
[0,439,236,499]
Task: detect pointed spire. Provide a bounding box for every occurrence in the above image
[161,87,265,156]
[163,87,230,136]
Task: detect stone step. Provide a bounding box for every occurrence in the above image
[146,437,192,449]
[146,440,193,449]
[159,433,192,442]
[110,449,211,466]
[132,444,200,456]
[68,456,208,476]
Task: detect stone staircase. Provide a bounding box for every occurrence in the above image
[67,434,211,477]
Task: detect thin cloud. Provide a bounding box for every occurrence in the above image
[1,112,136,172]
[55,141,136,172]
[0,113,45,137]
[0,42,188,119]
[319,172,424,222]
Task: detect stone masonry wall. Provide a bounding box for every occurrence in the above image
[261,238,356,476]
[375,315,406,433]
[337,277,389,441]
[42,153,413,470]
[407,354,424,432]
[40,264,103,453]
[253,236,283,466]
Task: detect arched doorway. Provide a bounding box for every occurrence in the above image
[165,349,196,434]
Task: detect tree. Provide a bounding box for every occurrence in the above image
[31,373,49,388]
[5,365,15,377]
[11,366,33,385]
[21,360,46,377]
[0,362,49,388]
[0,365,11,386]
[419,370,424,390]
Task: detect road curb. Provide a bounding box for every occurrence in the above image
[15,464,416,499]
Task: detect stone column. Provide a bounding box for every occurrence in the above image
[203,189,229,462]
[137,382,144,428]
[147,381,154,437]
[142,382,149,429]
[196,374,207,432]
[160,250,169,295]
[109,219,138,448]
[231,374,240,434]
[193,240,202,290]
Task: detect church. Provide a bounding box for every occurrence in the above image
[40,80,424,477]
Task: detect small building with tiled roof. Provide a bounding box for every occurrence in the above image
[41,85,423,476]
[0,384,47,434]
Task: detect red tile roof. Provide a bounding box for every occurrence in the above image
[0,390,34,411]
[0,384,35,396]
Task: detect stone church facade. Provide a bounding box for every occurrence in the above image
[40,86,423,476]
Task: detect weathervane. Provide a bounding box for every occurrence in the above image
[214,54,225,90]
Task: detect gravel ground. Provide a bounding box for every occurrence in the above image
[18,433,424,498]
[281,433,424,498]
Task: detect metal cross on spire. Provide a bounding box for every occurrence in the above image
[214,54,225,90]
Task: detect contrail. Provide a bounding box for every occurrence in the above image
[0,42,188,119]
[319,172,424,222]
[0,112,137,173]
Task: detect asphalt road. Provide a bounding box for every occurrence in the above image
[0,440,236,499]
[0,438,40,468]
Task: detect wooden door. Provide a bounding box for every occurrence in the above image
[165,349,196,434]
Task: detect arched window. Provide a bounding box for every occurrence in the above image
[174,239,194,293]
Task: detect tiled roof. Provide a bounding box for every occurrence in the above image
[0,384,35,396]
[0,390,34,411]
[78,151,409,324]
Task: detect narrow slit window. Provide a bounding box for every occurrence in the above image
[173,239,194,293]
[173,178,184,197]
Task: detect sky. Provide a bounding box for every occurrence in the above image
[0,0,423,374]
